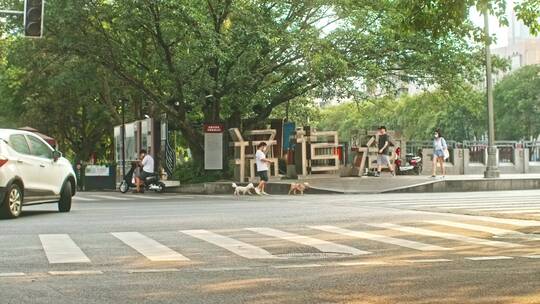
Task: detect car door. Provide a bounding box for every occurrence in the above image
[26,135,60,198]
[7,134,41,199]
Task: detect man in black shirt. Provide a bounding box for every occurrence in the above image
[376,126,395,177]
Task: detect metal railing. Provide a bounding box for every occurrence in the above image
[495,141,516,164]
[524,141,540,162]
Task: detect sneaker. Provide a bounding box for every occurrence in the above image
[391,171,396,177]
[262,191,270,196]
[254,188,262,195]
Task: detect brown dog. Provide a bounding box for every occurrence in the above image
[288,182,310,195]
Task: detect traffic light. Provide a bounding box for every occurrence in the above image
[23,0,44,37]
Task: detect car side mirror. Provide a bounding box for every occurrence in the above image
[52,150,62,161]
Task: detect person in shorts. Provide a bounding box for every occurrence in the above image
[376,126,395,177]
[255,142,272,195]
[432,129,448,178]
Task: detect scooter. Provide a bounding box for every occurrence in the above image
[395,148,423,175]
[119,163,165,193]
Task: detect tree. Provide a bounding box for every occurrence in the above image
[494,65,540,140]
[0,0,538,165]
[316,84,485,142]
[37,0,497,161]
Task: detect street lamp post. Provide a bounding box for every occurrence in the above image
[483,5,500,178]
[121,99,126,180]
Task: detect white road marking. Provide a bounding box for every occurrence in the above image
[181,230,278,259]
[49,270,103,275]
[445,205,540,210]
[245,227,369,255]
[39,234,91,264]
[464,206,540,211]
[336,261,388,266]
[0,272,25,277]
[405,203,532,209]
[127,268,181,273]
[523,255,540,259]
[496,209,540,214]
[200,267,252,272]
[426,220,522,235]
[309,225,450,251]
[445,214,540,227]
[273,264,322,269]
[465,256,514,261]
[122,195,169,200]
[111,232,189,262]
[73,196,98,201]
[405,259,452,263]
[370,223,523,248]
[91,195,130,201]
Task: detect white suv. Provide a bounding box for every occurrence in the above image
[0,129,76,219]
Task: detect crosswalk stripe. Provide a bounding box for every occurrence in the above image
[466,256,513,261]
[426,220,521,235]
[444,214,540,227]
[73,196,98,201]
[370,223,523,248]
[395,202,540,209]
[39,234,91,264]
[443,204,540,210]
[462,206,540,211]
[405,259,452,263]
[245,227,369,256]
[309,225,451,251]
[181,230,278,259]
[111,232,189,262]
[496,209,540,214]
[122,195,169,200]
[388,198,540,206]
[91,195,130,201]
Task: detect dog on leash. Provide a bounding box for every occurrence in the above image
[232,183,255,196]
[288,182,310,195]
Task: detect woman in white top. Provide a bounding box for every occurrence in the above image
[432,129,448,177]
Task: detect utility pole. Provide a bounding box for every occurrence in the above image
[483,4,500,178]
[121,99,126,180]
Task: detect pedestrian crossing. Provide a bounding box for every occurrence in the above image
[6,218,536,269]
[368,196,540,217]
[112,232,190,262]
[39,234,91,264]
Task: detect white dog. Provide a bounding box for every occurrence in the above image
[232,183,255,196]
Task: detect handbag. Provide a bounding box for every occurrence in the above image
[443,149,450,160]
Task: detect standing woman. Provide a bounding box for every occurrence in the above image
[432,129,448,177]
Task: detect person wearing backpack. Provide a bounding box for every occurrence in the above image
[432,129,448,178]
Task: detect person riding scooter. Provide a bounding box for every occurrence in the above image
[135,149,154,193]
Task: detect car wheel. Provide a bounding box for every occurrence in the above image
[0,183,23,219]
[58,182,72,213]
[119,181,129,193]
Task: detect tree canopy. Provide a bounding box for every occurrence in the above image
[494,64,540,140]
[0,0,538,162]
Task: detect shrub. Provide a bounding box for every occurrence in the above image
[175,161,227,184]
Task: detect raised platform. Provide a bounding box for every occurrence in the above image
[168,174,540,195]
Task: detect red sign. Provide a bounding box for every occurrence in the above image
[204,124,224,133]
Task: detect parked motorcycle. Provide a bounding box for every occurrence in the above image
[395,148,423,175]
[119,163,165,193]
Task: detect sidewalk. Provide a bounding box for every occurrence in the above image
[168,174,540,195]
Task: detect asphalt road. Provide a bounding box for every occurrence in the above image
[1,190,540,304]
